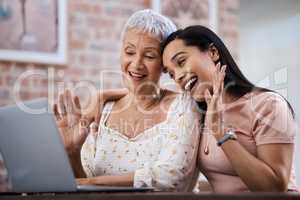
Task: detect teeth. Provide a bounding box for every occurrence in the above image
[184,77,197,91]
[130,72,145,78]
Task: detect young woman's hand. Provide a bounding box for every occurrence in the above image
[204,62,227,140]
[85,88,129,126]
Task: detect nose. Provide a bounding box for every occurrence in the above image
[132,54,144,70]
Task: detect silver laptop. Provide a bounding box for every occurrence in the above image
[0,98,153,193]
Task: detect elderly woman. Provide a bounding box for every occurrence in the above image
[53,10,200,191]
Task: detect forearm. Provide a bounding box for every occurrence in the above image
[77,173,134,186]
[68,152,86,178]
[101,88,128,101]
[221,140,286,191]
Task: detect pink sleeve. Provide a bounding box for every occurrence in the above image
[252,93,297,146]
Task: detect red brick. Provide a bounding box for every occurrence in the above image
[87,17,114,28]
[0,0,240,106]
[69,2,93,13]
[69,40,86,49]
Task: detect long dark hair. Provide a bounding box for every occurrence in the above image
[161,25,295,117]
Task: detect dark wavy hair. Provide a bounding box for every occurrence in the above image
[161,25,294,117]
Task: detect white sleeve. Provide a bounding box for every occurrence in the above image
[134,94,201,191]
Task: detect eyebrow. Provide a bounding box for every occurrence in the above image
[125,42,135,47]
[144,46,159,51]
[171,51,186,62]
[125,43,158,52]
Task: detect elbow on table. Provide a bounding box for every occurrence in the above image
[252,177,289,192]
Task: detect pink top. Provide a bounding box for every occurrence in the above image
[198,91,298,192]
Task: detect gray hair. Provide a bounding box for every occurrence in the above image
[121,9,177,42]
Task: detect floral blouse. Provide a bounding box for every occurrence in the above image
[80,93,201,191]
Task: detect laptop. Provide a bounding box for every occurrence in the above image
[0,98,153,193]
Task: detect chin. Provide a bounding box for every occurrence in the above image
[192,94,205,102]
[190,89,206,102]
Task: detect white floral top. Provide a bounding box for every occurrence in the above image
[81,93,201,191]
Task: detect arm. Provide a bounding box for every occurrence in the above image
[220,141,293,191]
[77,173,134,186]
[69,152,88,178]
[54,89,127,178]
[218,95,295,192]
[84,88,128,123]
[205,64,295,191]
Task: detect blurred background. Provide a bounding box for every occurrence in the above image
[0,0,299,191]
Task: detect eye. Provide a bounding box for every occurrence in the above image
[145,53,157,60]
[177,58,186,67]
[125,50,135,55]
[124,46,135,55]
[168,72,174,79]
[146,55,156,59]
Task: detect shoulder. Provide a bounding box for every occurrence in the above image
[160,89,178,106]
[244,90,295,132]
[246,90,291,114]
[163,91,200,120]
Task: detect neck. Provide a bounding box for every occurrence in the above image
[223,91,241,104]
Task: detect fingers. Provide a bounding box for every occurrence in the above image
[219,65,226,96]
[53,104,61,121]
[89,121,99,135]
[58,93,66,116]
[94,105,102,126]
[220,65,226,83]
[73,95,82,118]
[212,62,220,94]
[212,62,226,96]
[204,89,212,105]
[65,90,74,114]
[93,93,104,125]
[78,118,90,144]
[79,118,89,134]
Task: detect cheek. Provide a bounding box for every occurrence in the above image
[147,60,162,76]
[198,68,212,83]
[120,54,131,71]
[191,67,214,101]
[191,84,211,102]
[191,58,213,82]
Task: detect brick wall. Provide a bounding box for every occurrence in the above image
[219,0,240,59]
[0,0,239,191]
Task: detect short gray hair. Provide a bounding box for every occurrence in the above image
[121,9,177,42]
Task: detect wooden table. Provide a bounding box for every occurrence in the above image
[1,192,300,200]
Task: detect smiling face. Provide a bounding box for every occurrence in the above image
[120,29,162,94]
[162,39,217,101]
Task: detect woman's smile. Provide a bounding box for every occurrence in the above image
[128,71,147,81]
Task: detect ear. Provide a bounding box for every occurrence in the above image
[208,44,219,62]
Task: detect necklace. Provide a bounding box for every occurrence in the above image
[204,134,210,155]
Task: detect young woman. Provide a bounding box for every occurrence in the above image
[161,25,298,192]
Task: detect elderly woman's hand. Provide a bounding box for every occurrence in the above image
[53,88,128,156]
[53,90,92,156]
